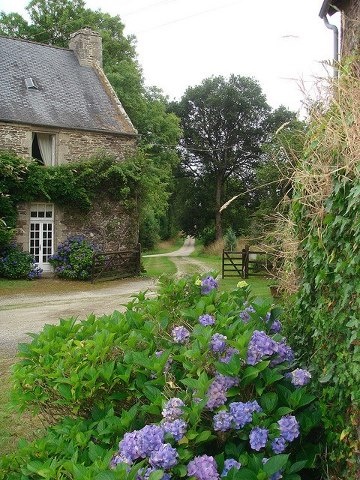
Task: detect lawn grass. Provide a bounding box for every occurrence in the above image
[141,255,177,277]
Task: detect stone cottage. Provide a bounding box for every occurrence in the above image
[0,28,139,272]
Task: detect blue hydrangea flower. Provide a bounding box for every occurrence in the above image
[201,276,218,294]
[288,368,311,386]
[278,415,300,442]
[199,314,215,326]
[229,400,262,429]
[247,330,278,365]
[270,319,282,333]
[206,374,238,410]
[171,326,190,344]
[219,347,239,364]
[162,418,187,441]
[221,458,241,477]
[271,341,294,366]
[213,410,233,432]
[138,425,165,457]
[210,333,227,353]
[162,397,185,421]
[271,436,287,453]
[149,443,178,469]
[249,427,268,451]
[187,454,220,479]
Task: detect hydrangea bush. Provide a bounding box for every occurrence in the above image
[0,242,42,279]
[3,274,321,479]
[49,235,99,280]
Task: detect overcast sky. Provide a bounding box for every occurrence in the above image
[1,0,341,113]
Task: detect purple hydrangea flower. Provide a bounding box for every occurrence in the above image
[199,314,215,326]
[138,425,165,457]
[162,398,185,421]
[288,368,311,387]
[221,458,241,477]
[171,326,190,344]
[213,410,233,432]
[270,319,282,333]
[201,276,218,294]
[149,443,178,469]
[206,374,238,410]
[118,430,142,462]
[239,303,255,323]
[229,400,262,429]
[249,427,268,451]
[278,415,300,442]
[271,341,294,366]
[187,454,220,479]
[247,330,278,365]
[271,436,287,453]
[162,418,187,441]
[219,347,239,364]
[210,333,227,353]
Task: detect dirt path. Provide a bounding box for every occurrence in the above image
[0,238,210,354]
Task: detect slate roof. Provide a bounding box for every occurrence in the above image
[0,35,137,135]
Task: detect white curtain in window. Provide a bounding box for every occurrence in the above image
[37,134,53,166]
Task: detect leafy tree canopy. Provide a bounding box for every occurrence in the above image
[170,74,274,239]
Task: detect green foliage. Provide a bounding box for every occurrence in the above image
[287,69,360,477]
[0,151,154,233]
[2,275,321,478]
[170,74,271,239]
[224,227,237,251]
[0,243,42,280]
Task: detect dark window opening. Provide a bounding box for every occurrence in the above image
[32,133,44,165]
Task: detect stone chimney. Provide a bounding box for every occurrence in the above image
[69,27,103,67]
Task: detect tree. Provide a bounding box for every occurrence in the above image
[171,75,271,240]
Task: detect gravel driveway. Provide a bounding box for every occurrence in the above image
[0,238,210,355]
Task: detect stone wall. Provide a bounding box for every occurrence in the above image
[0,122,137,164]
[16,200,139,258]
[341,0,360,60]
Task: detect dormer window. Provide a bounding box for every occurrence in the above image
[25,77,38,89]
[32,133,56,166]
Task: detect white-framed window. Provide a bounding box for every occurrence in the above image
[29,203,54,271]
[32,132,56,166]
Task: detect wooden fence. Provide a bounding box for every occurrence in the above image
[91,244,141,282]
[222,245,272,278]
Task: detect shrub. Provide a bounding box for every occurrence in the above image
[224,227,237,251]
[0,243,42,279]
[49,235,99,280]
[3,274,321,479]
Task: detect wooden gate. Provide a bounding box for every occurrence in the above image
[91,244,141,282]
[222,245,272,278]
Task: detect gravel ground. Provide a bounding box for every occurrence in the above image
[0,238,210,355]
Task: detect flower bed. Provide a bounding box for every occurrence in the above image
[2,274,321,479]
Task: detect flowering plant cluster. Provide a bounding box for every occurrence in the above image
[109,275,318,480]
[49,235,99,280]
[5,273,319,479]
[0,242,42,280]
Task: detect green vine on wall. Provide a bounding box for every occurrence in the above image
[0,151,147,244]
[289,66,360,478]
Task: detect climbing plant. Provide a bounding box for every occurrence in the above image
[285,65,360,478]
[0,151,168,243]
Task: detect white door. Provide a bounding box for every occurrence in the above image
[29,204,54,272]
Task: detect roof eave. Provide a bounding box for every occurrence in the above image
[319,0,342,18]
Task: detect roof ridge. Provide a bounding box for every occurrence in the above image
[0,34,71,51]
